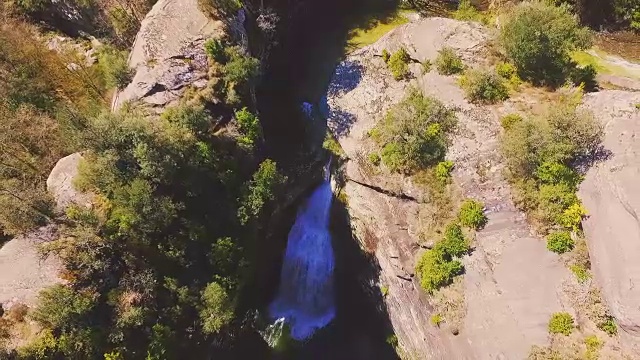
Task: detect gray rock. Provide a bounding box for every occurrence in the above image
[46,152,91,211]
[0,225,61,309]
[327,17,575,359]
[112,0,226,110]
[579,90,640,356]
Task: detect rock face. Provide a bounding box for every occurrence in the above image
[46,152,91,211]
[0,226,61,309]
[112,0,225,110]
[579,90,640,356]
[327,17,575,359]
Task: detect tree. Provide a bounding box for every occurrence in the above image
[238,159,286,224]
[31,285,95,330]
[199,282,234,334]
[371,87,456,173]
[500,1,592,86]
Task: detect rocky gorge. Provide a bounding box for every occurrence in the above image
[1,0,640,358]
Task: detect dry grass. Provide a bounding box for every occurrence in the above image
[431,276,466,334]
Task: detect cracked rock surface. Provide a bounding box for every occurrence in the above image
[112,0,225,110]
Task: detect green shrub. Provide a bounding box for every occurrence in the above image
[496,62,517,79]
[430,314,443,326]
[559,203,587,232]
[535,161,581,189]
[323,134,345,158]
[500,1,592,86]
[536,183,579,225]
[238,160,287,224]
[198,0,242,19]
[458,199,487,230]
[199,282,234,334]
[386,334,398,348]
[546,231,574,254]
[97,45,133,89]
[380,285,389,297]
[548,312,574,336]
[570,264,591,283]
[598,317,617,336]
[436,47,464,75]
[435,160,454,183]
[31,285,95,330]
[416,249,464,293]
[204,38,226,63]
[421,59,432,74]
[372,88,456,173]
[500,113,523,130]
[585,335,603,359]
[570,64,598,92]
[222,47,261,87]
[382,49,391,63]
[452,0,489,23]
[459,69,509,104]
[635,103,640,110]
[234,108,262,148]
[369,153,381,166]
[436,223,470,257]
[388,48,411,80]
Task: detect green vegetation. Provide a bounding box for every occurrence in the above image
[380,285,389,297]
[346,10,410,51]
[387,47,411,80]
[435,160,454,183]
[458,199,487,230]
[430,313,443,326]
[435,47,465,75]
[382,49,391,63]
[570,264,591,283]
[416,248,464,293]
[548,312,575,335]
[421,59,432,74]
[386,334,398,348]
[500,114,523,130]
[371,87,456,174]
[369,153,381,166]
[584,335,603,360]
[459,69,509,104]
[452,0,490,24]
[501,102,602,231]
[97,45,133,89]
[416,222,470,293]
[234,107,262,148]
[198,0,242,20]
[199,282,234,334]
[598,317,617,336]
[546,231,575,254]
[500,1,592,87]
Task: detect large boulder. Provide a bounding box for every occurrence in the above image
[327,17,576,359]
[0,225,61,309]
[579,90,640,356]
[46,152,91,211]
[112,0,226,110]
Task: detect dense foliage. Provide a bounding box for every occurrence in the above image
[370,87,456,174]
[458,199,487,230]
[501,98,602,231]
[546,231,575,254]
[500,1,592,87]
[0,7,286,357]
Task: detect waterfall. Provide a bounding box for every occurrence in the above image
[268,163,335,340]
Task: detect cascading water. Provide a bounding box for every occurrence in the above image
[268,163,336,341]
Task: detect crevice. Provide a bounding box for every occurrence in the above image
[347,178,419,202]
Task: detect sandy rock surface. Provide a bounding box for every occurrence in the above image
[579,90,640,356]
